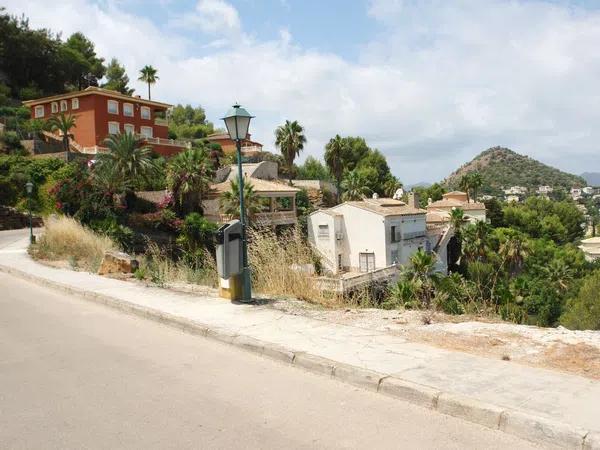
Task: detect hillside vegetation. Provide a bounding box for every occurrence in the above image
[444,147,586,195]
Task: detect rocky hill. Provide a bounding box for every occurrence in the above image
[443,147,586,195]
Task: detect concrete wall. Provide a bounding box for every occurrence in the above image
[386,214,428,266]
[334,204,387,271]
[307,211,339,273]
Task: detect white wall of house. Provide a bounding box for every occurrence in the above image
[307,211,340,273]
[333,204,387,272]
[308,205,429,274]
[464,209,487,223]
[385,214,428,266]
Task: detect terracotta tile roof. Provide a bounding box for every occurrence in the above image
[427,199,486,210]
[22,86,172,108]
[209,178,300,195]
[344,198,426,216]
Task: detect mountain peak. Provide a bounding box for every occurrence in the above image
[443,147,586,194]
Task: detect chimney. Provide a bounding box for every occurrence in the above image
[408,192,420,208]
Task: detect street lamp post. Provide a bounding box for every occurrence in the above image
[222,104,254,302]
[25,181,35,244]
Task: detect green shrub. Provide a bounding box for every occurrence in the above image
[0,131,22,151]
[89,217,136,253]
[560,271,600,330]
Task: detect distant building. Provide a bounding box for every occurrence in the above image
[504,186,527,196]
[579,237,600,262]
[571,188,583,201]
[506,195,520,203]
[538,186,553,196]
[204,161,299,227]
[426,191,487,225]
[205,132,263,156]
[582,186,594,196]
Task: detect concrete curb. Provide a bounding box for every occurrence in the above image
[1,262,598,450]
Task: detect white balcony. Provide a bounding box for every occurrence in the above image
[141,136,192,148]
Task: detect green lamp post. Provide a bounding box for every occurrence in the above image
[221,104,254,302]
[25,181,35,244]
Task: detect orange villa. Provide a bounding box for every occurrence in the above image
[205,132,263,156]
[23,87,190,156]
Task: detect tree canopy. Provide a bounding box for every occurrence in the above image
[101,58,133,95]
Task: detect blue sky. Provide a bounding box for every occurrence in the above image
[5,0,600,184]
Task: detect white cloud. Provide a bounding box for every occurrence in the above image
[4,0,600,183]
[171,0,241,35]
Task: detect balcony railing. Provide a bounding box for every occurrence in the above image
[217,211,297,226]
[154,118,168,127]
[141,136,192,148]
[240,145,263,154]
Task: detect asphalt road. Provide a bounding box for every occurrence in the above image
[0,269,541,449]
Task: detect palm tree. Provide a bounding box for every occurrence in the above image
[341,170,369,201]
[407,249,439,308]
[138,65,159,100]
[461,221,490,262]
[220,177,261,221]
[383,178,403,198]
[97,133,157,207]
[409,249,437,282]
[541,259,574,292]
[470,172,483,202]
[167,146,214,215]
[449,207,466,235]
[324,134,347,202]
[275,120,306,185]
[47,113,77,159]
[459,173,472,202]
[498,231,529,276]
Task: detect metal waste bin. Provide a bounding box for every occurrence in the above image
[215,220,243,300]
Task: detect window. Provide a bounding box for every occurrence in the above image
[391,249,399,264]
[390,225,401,242]
[123,103,134,117]
[318,224,329,239]
[359,253,376,272]
[51,102,58,113]
[140,106,151,120]
[108,122,119,135]
[124,124,135,135]
[140,126,153,138]
[34,105,45,118]
[107,100,119,114]
[60,100,68,112]
[71,98,79,110]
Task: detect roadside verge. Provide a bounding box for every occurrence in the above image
[1,261,598,449]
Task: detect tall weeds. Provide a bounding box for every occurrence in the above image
[138,241,218,288]
[248,227,339,306]
[32,215,116,272]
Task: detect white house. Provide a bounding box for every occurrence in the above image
[504,186,527,196]
[582,186,595,196]
[579,237,600,262]
[571,188,583,201]
[307,195,428,275]
[538,186,553,196]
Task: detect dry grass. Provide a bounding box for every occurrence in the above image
[249,227,340,307]
[31,216,116,272]
[137,242,218,288]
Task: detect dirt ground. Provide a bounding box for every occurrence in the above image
[267,299,600,380]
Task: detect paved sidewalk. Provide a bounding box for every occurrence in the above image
[1,233,599,448]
